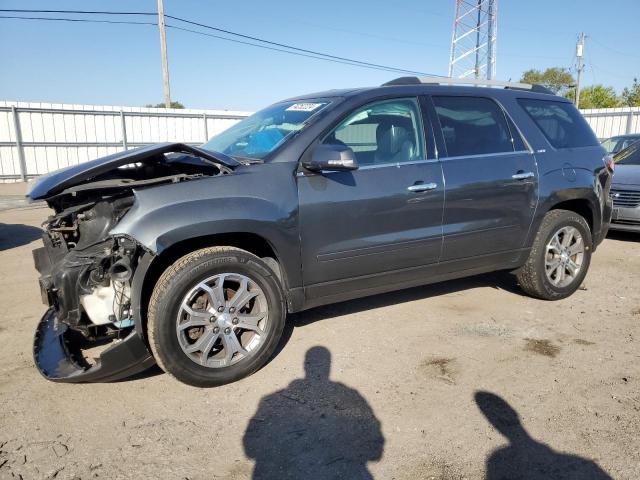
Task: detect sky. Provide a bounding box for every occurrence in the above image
[0,0,638,111]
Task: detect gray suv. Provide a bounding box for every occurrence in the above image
[28,77,613,387]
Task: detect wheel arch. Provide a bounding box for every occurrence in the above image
[131,232,288,343]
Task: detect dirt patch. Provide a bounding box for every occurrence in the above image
[573,338,596,346]
[421,357,456,384]
[524,338,560,358]
[460,323,513,337]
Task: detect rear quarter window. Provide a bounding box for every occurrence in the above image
[518,98,599,149]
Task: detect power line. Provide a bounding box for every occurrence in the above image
[0,15,157,26]
[0,9,436,76]
[163,14,431,75]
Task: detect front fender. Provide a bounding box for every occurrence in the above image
[110,168,301,288]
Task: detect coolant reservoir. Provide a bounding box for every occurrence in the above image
[80,285,119,325]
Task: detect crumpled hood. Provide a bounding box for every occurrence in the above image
[612,164,640,188]
[26,143,241,201]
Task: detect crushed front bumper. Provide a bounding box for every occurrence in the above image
[33,308,155,383]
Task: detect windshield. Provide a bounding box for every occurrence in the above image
[602,136,640,154]
[615,141,640,165]
[202,101,330,160]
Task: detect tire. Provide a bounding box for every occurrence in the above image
[516,209,592,300]
[148,246,286,387]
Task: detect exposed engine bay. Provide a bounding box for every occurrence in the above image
[29,143,240,382]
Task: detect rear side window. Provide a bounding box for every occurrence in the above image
[518,98,599,149]
[432,96,514,157]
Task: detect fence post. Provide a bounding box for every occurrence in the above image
[120,111,128,150]
[626,111,635,134]
[202,113,208,142]
[11,106,27,182]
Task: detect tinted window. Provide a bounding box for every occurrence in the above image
[323,98,425,166]
[615,141,640,165]
[518,98,599,149]
[432,96,514,157]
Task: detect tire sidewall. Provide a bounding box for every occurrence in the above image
[536,213,592,299]
[151,249,285,387]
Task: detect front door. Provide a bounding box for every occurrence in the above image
[297,97,444,300]
[428,95,538,266]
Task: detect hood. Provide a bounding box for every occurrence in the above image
[26,143,241,201]
[612,164,640,188]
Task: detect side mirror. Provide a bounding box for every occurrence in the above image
[303,144,359,172]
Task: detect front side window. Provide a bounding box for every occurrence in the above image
[432,96,515,157]
[322,98,425,166]
[518,98,599,149]
[202,100,330,160]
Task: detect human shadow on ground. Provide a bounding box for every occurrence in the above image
[0,223,42,250]
[243,346,384,479]
[476,391,612,480]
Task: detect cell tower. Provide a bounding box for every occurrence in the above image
[448,0,498,80]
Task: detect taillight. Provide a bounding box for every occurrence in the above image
[604,154,615,173]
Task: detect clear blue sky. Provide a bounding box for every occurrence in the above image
[0,0,638,111]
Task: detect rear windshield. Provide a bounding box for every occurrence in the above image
[518,98,599,149]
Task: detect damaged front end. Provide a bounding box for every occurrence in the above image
[29,143,239,382]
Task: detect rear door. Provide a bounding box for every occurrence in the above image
[427,95,538,265]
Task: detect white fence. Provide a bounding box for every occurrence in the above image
[581,107,640,140]
[0,101,251,181]
[1,101,639,181]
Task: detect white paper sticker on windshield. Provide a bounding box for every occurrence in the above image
[286,102,324,112]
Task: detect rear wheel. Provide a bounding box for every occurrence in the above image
[517,209,592,300]
[148,247,285,387]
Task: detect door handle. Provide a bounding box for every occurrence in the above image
[512,171,535,180]
[407,182,437,192]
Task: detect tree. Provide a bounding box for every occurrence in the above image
[144,101,185,109]
[566,85,622,109]
[520,68,575,96]
[621,78,640,107]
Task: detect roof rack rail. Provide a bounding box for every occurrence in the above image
[381,76,555,95]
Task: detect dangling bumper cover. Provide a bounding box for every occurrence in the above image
[33,308,156,383]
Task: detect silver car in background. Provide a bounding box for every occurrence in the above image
[610,141,640,232]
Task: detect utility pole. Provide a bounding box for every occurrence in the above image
[575,32,586,108]
[157,0,172,108]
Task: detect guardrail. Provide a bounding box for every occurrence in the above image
[0,102,251,181]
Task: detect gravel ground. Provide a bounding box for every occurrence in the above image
[0,202,638,480]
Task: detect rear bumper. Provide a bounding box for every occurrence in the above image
[33,308,155,383]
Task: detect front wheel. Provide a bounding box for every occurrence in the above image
[148,247,286,387]
[517,209,592,300]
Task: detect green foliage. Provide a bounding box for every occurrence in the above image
[567,85,622,109]
[621,78,640,107]
[520,68,575,95]
[144,101,185,109]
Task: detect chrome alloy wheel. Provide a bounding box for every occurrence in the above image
[544,226,585,288]
[176,273,268,368]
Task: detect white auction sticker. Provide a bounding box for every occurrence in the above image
[285,103,324,112]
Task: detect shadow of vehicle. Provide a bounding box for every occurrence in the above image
[290,270,523,329]
[607,230,640,243]
[243,346,384,479]
[0,223,42,251]
[475,391,612,479]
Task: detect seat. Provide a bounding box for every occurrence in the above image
[374,121,415,164]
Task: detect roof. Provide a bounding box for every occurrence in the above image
[281,77,563,104]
